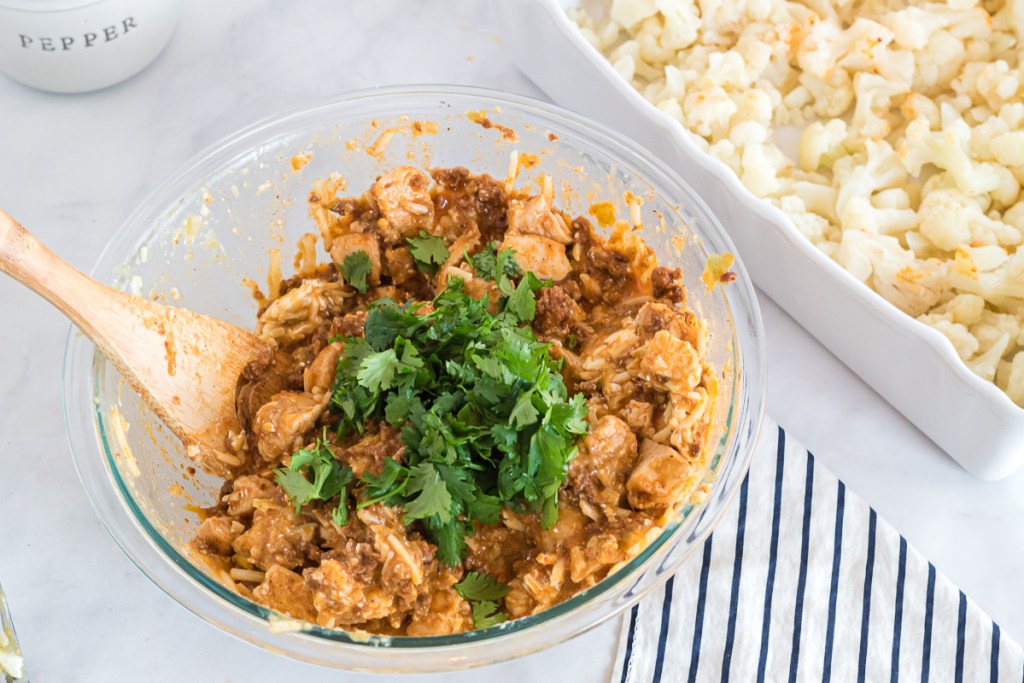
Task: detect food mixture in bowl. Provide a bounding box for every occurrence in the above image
[189,163,719,635]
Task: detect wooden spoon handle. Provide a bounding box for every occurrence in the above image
[0,209,132,357]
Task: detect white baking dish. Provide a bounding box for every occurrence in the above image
[495,0,1024,480]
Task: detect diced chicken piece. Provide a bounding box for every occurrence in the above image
[464,524,532,584]
[407,587,473,636]
[620,399,655,433]
[306,558,395,626]
[638,330,702,392]
[568,531,627,583]
[377,532,429,603]
[253,565,318,622]
[371,165,435,243]
[224,474,278,517]
[536,499,587,553]
[252,391,324,462]
[499,233,572,282]
[439,265,494,301]
[384,246,417,285]
[195,516,244,556]
[627,439,692,511]
[507,195,573,244]
[256,279,344,346]
[568,415,638,509]
[329,232,381,287]
[533,286,583,340]
[303,342,342,398]
[233,504,315,570]
[635,302,685,341]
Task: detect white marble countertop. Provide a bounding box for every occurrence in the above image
[2,1,1023,681]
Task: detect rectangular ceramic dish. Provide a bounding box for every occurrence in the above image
[495,0,1024,479]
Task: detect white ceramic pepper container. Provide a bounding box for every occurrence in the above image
[0,0,179,93]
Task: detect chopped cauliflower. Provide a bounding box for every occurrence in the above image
[572,0,1024,405]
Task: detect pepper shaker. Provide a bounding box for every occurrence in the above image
[0,0,180,93]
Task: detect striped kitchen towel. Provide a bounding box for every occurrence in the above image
[611,422,1023,683]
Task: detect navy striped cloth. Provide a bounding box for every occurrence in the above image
[611,422,1023,682]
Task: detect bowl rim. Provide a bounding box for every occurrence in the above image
[62,84,767,669]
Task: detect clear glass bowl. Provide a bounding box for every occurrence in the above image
[62,86,766,672]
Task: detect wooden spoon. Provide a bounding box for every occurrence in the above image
[0,209,274,469]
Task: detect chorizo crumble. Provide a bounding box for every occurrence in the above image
[189,164,719,635]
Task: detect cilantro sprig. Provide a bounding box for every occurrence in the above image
[328,269,589,566]
[274,438,354,526]
[339,250,372,293]
[456,572,510,629]
[408,231,449,274]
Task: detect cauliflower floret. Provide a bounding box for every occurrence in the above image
[898,114,1003,196]
[912,31,967,96]
[999,352,1024,405]
[850,72,909,139]
[917,188,1021,250]
[833,140,908,222]
[683,87,738,139]
[835,230,948,316]
[918,316,980,360]
[798,119,850,171]
[611,0,658,27]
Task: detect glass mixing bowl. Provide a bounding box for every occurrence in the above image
[62,86,766,672]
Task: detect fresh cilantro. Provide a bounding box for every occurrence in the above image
[408,231,449,274]
[466,241,521,282]
[339,250,373,293]
[273,439,353,524]
[330,272,589,566]
[505,276,538,322]
[403,463,453,522]
[456,572,510,601]
[471,601,507,629]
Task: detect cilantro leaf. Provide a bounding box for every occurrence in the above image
[339,250,373,293]
[471,601,507,629]
[467,242,521,282]
[408,231,449,274]
[357,349,400,393]
[403,463,453,522]
[273,440,353,524]
[504,276,538,322]
[456,572,510,601]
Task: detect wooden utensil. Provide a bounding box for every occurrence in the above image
[0,209,273,467]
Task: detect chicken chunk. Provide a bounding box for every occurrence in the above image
[568,415,638,510]
[407,587,472,636]
[384,246,418,285]
[233,504,315,570]
[627,439,692,511]
[329,232,382,287]
[638,330,702,392]
[253,565,318,622]
[195,516,244,556]
[303,342,342,398]
[306,558,395,627]
[499,234,572,282]
[507,195,573,244]
[371,166,435,243]
[252,391,324,462]
[256,280,344,346]
[224,474,278,517]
